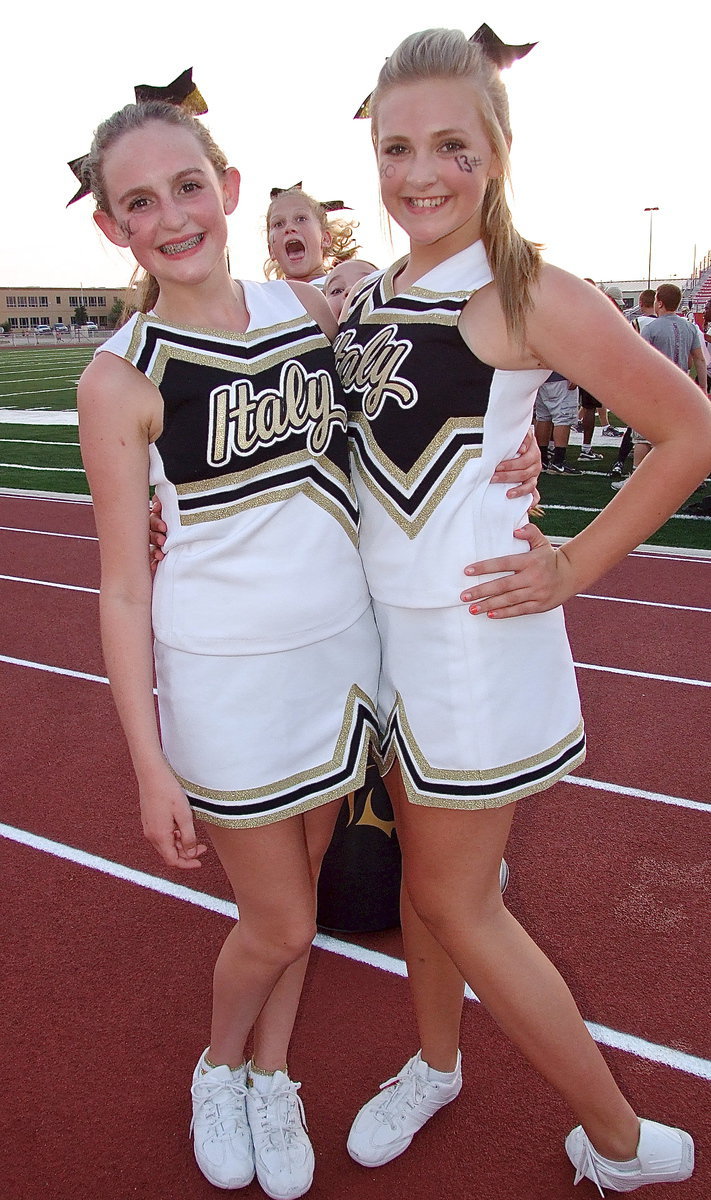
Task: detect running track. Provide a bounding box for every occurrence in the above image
[1,493,709,1200]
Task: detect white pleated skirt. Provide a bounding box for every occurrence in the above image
[154,607,380,827]
[372,601,585,808]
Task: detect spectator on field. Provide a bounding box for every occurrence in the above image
[535,374,583,473]
[642,284,708,392]
[613,284,708,490]
[609,290,658,483]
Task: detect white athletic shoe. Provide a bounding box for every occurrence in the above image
[565,1118,694,1194]
[190,1051,254,1189]
[347,1050,462,1167]
[246,1068,315,1200]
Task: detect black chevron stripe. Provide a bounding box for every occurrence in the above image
[349,422,483,519]
[383,712,586,801]
[178,460,359,527]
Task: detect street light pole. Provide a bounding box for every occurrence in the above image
[644,207,659,289]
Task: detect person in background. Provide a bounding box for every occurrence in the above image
[265,187,359,287]
[324,259,378,320]
[534,373,584,472]
[643,283,707,393]
[609,289,657,482]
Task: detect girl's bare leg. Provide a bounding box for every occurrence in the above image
[388,763,640,1161]
[250,798,342,1070]
[399,880,464,1071]
[207,811,327,1068]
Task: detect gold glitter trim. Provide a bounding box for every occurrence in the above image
[180,687,378,829]
[354,308,463,327]
[148,332,328,388]
[376,696,585,809]
[174,448,358,543]
[180,480,358,545]
[176,447,350,497]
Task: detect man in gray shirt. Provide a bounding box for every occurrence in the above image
[642,283,707,391]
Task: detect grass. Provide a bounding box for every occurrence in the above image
[1,348,709,548]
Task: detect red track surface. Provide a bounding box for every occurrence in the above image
[2,495,710,1200]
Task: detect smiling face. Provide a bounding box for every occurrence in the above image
[375,77,501,263]
[267,193,331,281]
[93,120,239,295]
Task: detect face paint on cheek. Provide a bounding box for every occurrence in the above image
[379,163,396,179]
[119,219,135,240]
[455,154,483,173]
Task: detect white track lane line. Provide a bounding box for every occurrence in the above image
[2,821,709,1083]
[4,653,706,813]
[0,526,97,540]
[0,575,98,593]
[2,645,709,692]
[579,593,711,614]
[576,662,711,687]
[2,568,709,616]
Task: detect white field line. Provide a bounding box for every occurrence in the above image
[543,503,710,523]
[2,821,709,1083]
[1,654,707,815]
[0,463,84,472]
[0,439,80,447]
[0,373,85,385]
[0,387,79,398]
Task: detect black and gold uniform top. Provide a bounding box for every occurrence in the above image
[97,280,369,653]
[334,241,549,607]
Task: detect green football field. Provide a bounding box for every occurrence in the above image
[1,345,709,548]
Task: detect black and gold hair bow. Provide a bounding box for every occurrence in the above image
[353,24,536,119]
[67,68,207,206]
[269,183,351,213]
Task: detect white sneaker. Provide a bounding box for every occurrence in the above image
[190,1051,254,1189]
[565,1118,694,1194]
[246,1068,315,1200]
[347,1050,462,1167]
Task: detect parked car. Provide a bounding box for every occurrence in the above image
[82,322,99,330]
[53,323,69,332]
[35,325,52,334]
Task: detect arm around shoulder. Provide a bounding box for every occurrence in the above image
[288,280,339,342]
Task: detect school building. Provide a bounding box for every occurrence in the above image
[0,286,130,331]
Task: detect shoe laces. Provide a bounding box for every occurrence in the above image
[190,1073,249,1140]
[252,1078,309,1156]
[375,1060,428,1131]
[572,1136,606,1197]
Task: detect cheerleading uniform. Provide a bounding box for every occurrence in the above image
[335,241,585,808]
[97,280,379,827]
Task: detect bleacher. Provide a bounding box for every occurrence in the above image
[690,258,711,312]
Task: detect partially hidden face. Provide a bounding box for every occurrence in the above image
[93,121,239,288]
[267,194,331,281]
[324,260,377,319]
[374,77,502,258]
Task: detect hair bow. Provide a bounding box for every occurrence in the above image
[269,183,351,212]
[67,68,207,206]
[353,24,536,119]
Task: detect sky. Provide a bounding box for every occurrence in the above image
[5,0,710,290]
